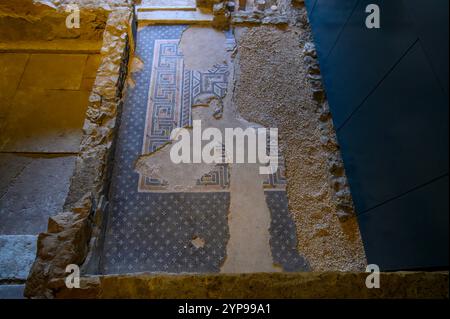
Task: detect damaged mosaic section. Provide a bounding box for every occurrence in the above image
[100,25,234,274]
[100,23,311,275]
[136,30,234,192]
[265,191,310,272]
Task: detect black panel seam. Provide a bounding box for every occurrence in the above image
[310,0,318,16]
[337,37,420,132]
[324,0,361,61]
[417,39,449,98]
[356,172,449,217]
[401,0,449,98]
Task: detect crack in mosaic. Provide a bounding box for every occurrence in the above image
[139,37,232,192]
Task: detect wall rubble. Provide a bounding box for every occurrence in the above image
[23,6,135,298]
[0,0,135,42]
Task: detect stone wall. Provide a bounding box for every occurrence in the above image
[23,5,135,298]
[196,0,293,28]
[53,272,449,299]
[301,42,356,221]
[0,1,112,42]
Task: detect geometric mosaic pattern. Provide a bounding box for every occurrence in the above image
[100,26,232,274]
[192,65,229,99]
[262,135,287,190]
[100,25,308,274]
[196,163,230,189]
[265,191,310,272]
[139,37,231,192]
[102,192,230,274]
[263,156,287,190]
[142,39,188,155]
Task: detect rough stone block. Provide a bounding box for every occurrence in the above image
[0,156,76,235]
[0,236,37,281]
[0,285,25,299]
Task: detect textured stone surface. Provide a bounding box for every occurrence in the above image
[0,285,25,299]
[180,26,228,72]
[138,0,196,10]
[0,53,29,119]
[232,10,289,25]
[231,0,291,26]
[53,271,449,299]
[302,40,356,221]
[0,156,76,235]
[265,191,309,272]
[105,24,307,275]
[0,0,134,42]
[221,163,280,273]
[25,7,134,299]
[64,9,133,209]
[137,9,213,25]
[0,52,101,153]
[20,54,87,90]
[233,23,366,271]
[99,26,232,274]
[0,89,90,153]
[101,193,230,274]
[24,194,94,298]
[0,154,32,199]
[0,236,37,281]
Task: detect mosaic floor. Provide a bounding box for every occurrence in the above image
[100,25,308,274]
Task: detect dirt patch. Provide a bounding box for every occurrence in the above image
[191,236,206,249]
[233,25,366,271]
[179,26,228,72]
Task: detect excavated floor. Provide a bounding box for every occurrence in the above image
[99,25,309,274]
[0,52,101,283]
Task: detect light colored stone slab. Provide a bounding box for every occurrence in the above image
[0,285,25,299]
[138,10,213,25]
[0,88,90,153]
[19,54,88,90]
[138,0,196,11]
[0,235,37,281]
[0,156,76,235]
[0,154,32,199]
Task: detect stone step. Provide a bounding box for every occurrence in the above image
[137,0,197,11]
[0,285,25,299]
[0,235,37,282]
[138,9,213,25]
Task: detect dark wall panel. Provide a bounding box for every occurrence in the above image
[320,0,418,128]
[307,0,449,270]
[338,41,449,213]
[307,0,359,60]
[358,176,449,270]
[405,0,449,95]
[304,0,317,13]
